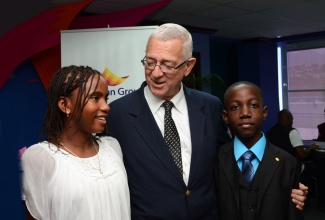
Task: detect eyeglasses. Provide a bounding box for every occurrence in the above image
[141,56,188,74]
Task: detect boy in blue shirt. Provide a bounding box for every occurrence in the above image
[215,81,303,220]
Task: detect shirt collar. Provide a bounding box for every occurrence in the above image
[234,132,266,162]
[144,84,186,114]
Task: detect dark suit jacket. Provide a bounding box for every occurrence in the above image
[215,141,303,220]
[317,122,325,141]
[107,82,230,220]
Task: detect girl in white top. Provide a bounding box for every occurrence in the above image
[21,65,130,220]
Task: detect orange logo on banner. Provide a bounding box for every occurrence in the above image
[102,67,129,86]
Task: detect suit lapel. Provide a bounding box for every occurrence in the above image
[185,88,205,185]
[257,143,280,210]
[218,143,241,211]
[129,84,185,184]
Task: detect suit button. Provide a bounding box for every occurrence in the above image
[186,190,191,197]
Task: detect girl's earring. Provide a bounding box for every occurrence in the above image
[66,112,70,118]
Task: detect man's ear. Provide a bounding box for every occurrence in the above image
[184,57,196,77]
[58,96,71,116]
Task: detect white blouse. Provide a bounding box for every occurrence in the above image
[21,136,130,220]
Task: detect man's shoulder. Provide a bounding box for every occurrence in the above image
[288,127,300,136]
[184,87,223,108]
[185,87,219,99]
[267,123,293,134]
[110,88,141,106]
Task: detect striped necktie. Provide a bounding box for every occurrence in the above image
[241,150,255,183]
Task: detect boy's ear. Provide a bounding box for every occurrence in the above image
[262,106,268,121]
[58,96,71,116]
[222,110,229,125]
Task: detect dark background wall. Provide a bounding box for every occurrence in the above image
[0,59,47,219]
[237,41,279,132]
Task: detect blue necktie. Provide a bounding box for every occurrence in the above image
[162,100,183,175]
[241,151,255,183]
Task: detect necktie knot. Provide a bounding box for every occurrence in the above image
[162,100,174,113]
[242,150,255,161]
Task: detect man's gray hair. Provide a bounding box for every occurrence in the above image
[148,23,193,59]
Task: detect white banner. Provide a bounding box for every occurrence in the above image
[61,26,157,103]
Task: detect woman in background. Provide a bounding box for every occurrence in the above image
[21,65,130,220]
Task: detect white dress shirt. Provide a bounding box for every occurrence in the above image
[144,85,192,185]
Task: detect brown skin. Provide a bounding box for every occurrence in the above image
[223,83,308,210]
[222,84,268,149]
[294,144,319,161]
[24,75,110,219]
[57,75,109,158]
[145,38,196,100]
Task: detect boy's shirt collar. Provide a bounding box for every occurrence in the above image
[234,132,266,162]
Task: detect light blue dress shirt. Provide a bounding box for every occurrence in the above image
[234,132,266,173]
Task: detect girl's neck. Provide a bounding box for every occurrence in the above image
[58,133,97,158]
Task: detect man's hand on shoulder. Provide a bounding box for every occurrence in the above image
[291,182,308,211]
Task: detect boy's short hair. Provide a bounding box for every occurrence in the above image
[224,81,264,107]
